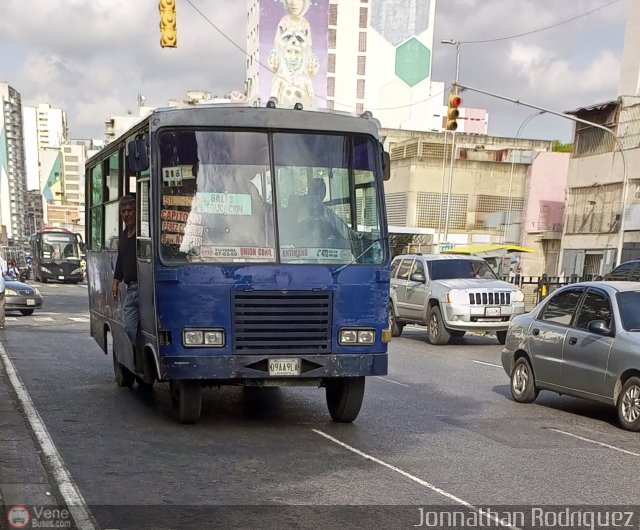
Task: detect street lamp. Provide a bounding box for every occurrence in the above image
[503,111,544,244]
[440,39,462,246]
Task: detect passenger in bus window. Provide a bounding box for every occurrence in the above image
[111,195,139,347]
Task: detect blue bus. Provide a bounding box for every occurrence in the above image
[85,105,391,423]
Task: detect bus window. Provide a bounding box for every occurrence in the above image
[158,130,275,263]
[106,153,120,201]
[273,133,383,264]
[90,165,104,250]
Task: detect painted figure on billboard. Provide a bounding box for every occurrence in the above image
[268,0,319,109]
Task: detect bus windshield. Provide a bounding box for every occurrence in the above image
[40,233,81,261]
[158,129,383,265]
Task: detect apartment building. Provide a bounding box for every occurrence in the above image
[0,82,28,245]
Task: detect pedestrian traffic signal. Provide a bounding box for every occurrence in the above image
[159,0,177,48]
[446,93,462,131]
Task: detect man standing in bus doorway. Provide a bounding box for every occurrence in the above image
[111,195,138,348]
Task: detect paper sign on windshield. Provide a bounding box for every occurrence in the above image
[196,192,252,216]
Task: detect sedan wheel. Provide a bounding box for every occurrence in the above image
[510,357,539,403]
[617,377,640,431]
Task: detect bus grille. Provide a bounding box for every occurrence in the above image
[232,291,332,355]
[468,291,511,306]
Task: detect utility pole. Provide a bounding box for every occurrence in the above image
[455,82,628,266]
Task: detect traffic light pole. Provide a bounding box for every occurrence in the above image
[441,40,462,247]
[455,82,629,266]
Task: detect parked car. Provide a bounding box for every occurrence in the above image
[502,281,640,431]
[389,254,526,345]
[2,275,43,316]
[603,259,640,281]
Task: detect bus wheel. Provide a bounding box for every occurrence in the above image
[170,380,202,424]
[113,352,135,388]
[325,377,365,423]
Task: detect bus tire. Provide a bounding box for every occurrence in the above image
[113,352,135,388]
[170,380,202,424]
[325,377,365,423]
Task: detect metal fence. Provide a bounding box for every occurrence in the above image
[500,274,601,311]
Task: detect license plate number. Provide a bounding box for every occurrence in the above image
[58,276,65,280]
[485,307,501,316]
[26,299,35,306]
[268,358,301,376]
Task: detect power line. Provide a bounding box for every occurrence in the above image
[183,0,447,112]
[461,0,622,44]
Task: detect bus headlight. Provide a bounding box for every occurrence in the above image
[339,328,375,345]
[204,331,224,346]
[512,289,525,303]
[183,329,225,347]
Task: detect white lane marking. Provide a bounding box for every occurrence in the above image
[34,317,55,322]
[0,341,97,530]
[549,428,640,457]
[375,376,411,388]
[68,317,90,323]
[313,429,520,530]
[471,360,502,368]
[5,317,17,321]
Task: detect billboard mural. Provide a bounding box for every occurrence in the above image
[259,0,328,109]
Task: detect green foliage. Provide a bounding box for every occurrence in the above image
[552,140,573,153]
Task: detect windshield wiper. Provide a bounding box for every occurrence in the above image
[331,236,388,277]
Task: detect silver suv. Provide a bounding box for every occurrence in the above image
[389,254,526,345]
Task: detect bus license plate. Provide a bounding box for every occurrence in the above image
[268,358,301,376]
[26,299,35,306]
[485,307,501,316]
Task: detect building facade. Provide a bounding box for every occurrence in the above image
[0,82,28,246]
[245,0,487,133]
[559,0,640,277]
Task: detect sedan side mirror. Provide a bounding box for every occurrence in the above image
[410,271,425,283]
[588,320,611,335]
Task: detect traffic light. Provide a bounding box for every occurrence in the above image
[159,0,177,48]
[445,93,462,131]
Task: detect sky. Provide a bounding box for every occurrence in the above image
[0,0,630,143]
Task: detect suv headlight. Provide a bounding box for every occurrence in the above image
[447,289,469,305]
[512,289,525,303]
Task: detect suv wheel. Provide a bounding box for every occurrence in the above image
[389,301,404,337]
[427,305,450,345]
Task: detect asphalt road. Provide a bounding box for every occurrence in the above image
[2,281,640,529]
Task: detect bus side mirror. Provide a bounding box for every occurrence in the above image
[128,139,149,172]
[382,151,391,181]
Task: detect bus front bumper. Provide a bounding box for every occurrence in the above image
[159,353,388,381]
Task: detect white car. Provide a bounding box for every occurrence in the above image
[389,254,526,345]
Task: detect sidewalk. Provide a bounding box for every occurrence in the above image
[0,335,62,509]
